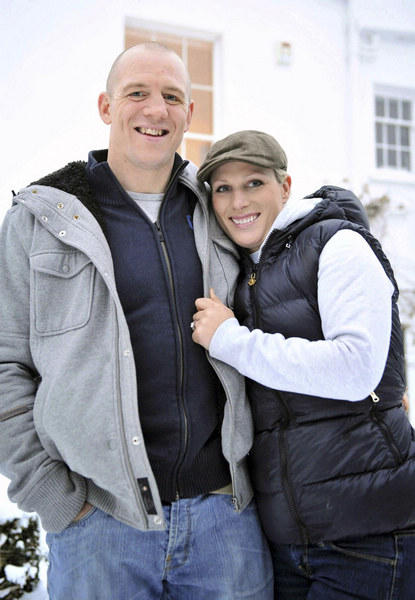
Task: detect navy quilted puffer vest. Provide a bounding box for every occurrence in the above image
[235,187,414,544]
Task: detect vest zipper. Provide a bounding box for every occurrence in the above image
[248,262,262,328]
[279,401,310,546]
[248,241,308,543]
[155,221,188,499]
[370,392,403,464]
[246,231,293,325]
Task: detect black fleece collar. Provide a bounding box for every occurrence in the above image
[30,150,188,236]
[31,156,106,233]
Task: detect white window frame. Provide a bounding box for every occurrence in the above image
[124,17,221,159]
[373,85,415,182]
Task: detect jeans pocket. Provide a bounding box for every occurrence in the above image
[394,527,415,537]
[326,534,396,565]
[46,507,98,555]
[68,505,97,528]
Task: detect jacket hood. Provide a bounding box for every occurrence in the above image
[304,185,370,229]
[281,185,370,232]
[252,186,370,262]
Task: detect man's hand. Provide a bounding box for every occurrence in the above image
[73,501,93,522]
[192,288,235,349]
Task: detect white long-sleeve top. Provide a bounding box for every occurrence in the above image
[209,198,395,401]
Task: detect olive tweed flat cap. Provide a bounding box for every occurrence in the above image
[197,130,288,183]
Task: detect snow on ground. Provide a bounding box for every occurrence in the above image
[0,475,48,599]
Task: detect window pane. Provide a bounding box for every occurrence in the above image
[400,126,410,146]
[185,139,212,166]
[124,25,215,160]
[125,28,152,48]
[375,93,413,172]
[154,33,182,57]
[375,97,385,117]
[376,148,384,167]
[190,88,213,134]
[387,125,396,145]
[375,122,383,143]
[387,149,397,167]
[388,99,398,119]
[188,39,212,86]
[402,101,412,121]
[401,151,411,171]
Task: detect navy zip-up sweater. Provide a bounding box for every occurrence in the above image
[86,150,230,501]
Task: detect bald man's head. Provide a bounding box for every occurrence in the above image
[106,42,192,102]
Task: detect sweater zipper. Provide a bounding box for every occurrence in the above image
[153,159,190,500]
[370,392,403,464]
[154,227,188,501]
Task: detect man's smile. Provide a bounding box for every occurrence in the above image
[135,127,168,136]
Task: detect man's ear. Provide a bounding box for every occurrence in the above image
[184,100,195,133]
[98,92,112,125]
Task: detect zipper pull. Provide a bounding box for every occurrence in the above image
[286,234,293,249]
[248,272,256,286]
[155,221,165,243]
[232,496,240,511]
[370,391,380,403]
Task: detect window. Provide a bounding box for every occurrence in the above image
[125,21,216,166]
[375,94,412,172]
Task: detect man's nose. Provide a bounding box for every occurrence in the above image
[142,95,168,120]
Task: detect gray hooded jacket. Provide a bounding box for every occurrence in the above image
[0,161,253,533]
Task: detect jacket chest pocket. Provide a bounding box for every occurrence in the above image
[30,251,95,335]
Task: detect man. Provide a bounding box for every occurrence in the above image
[0,43,272,598]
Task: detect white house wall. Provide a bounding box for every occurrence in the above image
[1,0,415,416]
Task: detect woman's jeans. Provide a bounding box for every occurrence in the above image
[46,494,273,599]
[270,529,415,599]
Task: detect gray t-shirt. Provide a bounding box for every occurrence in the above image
[127,191,164,223]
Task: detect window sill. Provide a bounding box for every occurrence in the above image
[369,168,415,185]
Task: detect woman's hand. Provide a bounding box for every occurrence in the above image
[192,288,235,349]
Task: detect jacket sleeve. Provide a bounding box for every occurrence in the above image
[0,207,87,532]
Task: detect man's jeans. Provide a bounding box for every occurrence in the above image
[46,493,273,599]
[270,528,415,599]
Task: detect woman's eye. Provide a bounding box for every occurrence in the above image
[247,179,263,188]
[213,184,230,193]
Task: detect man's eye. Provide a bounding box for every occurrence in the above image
[130,91,145,99]
[163,94,181,104]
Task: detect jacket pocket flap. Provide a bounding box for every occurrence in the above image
[31,252,91,279]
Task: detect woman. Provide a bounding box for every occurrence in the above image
[192,130,415,599]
